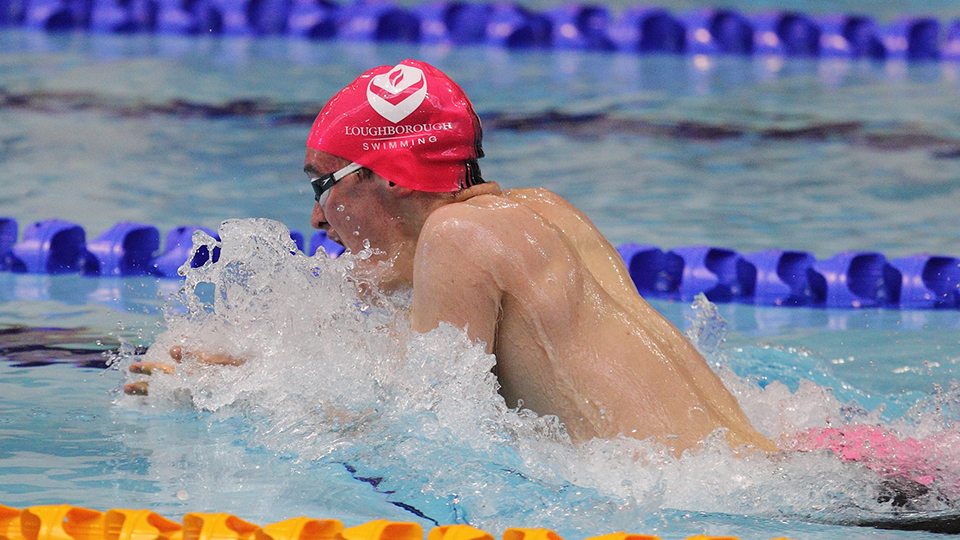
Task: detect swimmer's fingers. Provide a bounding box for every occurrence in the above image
[194,351,245,366]
[129,361,176,375]
[171,345,245,367]
[124,381,150,395]
[124,361,175,394]
[124,362,173,396]
[124,346,245,397]
[124,348,182,397]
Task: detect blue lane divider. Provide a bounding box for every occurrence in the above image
[681,9,753,56]
[2,217,958,310]
[337,0,420,43]
[544,4,613,51]
[485,2,552,49]
[154,0,194,35]
[6,219,88,274]
[151,226,220,278]
[609,7,685,54]
[809,251,899,308]
[84,222,160,277]
[743,249,819,307]
[817,14,884,60]
[892,254,960,309]
[0,218,16,272]
[949,20,960,58]
[617,242,960,310]
[753,11,820,57]
[670,246,756,303]
[286,0,339,40]
[11,0,960,62]
[0,218,342,280]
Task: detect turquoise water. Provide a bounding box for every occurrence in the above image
[1,27,960,540]
[2,31,960,256]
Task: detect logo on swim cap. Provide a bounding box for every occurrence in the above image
[308,59,484,193]
[366,64,427,123]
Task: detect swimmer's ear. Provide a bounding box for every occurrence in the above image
[372,171,412,198]
[386,180,415,198]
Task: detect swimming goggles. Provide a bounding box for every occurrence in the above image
[310,162,364,207]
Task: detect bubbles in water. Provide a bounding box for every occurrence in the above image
[118,219,960,534]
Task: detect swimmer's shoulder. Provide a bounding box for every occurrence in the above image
[418,185,561,268]
[415,188,532,292]
[501,188,599,231]
[431,183,542,225]
[442,183,570,212]
[419,184,514,246]
[502,187,576,211]
[446,185,609,259]
[424,185,593,253]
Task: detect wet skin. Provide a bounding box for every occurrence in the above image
[128,147,777,456]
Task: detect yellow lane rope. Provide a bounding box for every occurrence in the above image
[0,504,793,540]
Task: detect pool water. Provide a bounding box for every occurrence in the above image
[2,27,960,540]
[2,32,960,255]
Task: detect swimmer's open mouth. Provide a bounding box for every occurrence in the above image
[326,231,344,246]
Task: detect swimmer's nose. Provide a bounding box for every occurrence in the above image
[311,202,343,246]
[311,201,328,230]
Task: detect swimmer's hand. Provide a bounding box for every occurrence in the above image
[124,345,245,396]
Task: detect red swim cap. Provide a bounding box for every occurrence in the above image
[307,59,484,193]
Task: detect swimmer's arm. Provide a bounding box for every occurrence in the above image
[410,208,502,353]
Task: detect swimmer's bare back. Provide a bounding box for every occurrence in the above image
[414,185,776,455]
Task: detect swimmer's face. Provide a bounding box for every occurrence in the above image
[304,147,396,256]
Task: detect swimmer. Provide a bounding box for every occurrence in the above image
[127,59,777,457]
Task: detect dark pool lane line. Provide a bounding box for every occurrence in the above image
[3,88,960,156]
[0,325,138,369]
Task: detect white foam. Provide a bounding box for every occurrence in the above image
[117,219,960,532]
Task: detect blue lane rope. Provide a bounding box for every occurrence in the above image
[4,0,960,63]
[0,217,346,277]
[618,243,960,310]
[1,217,958,309]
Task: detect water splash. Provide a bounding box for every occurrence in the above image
[117,219,960,535]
